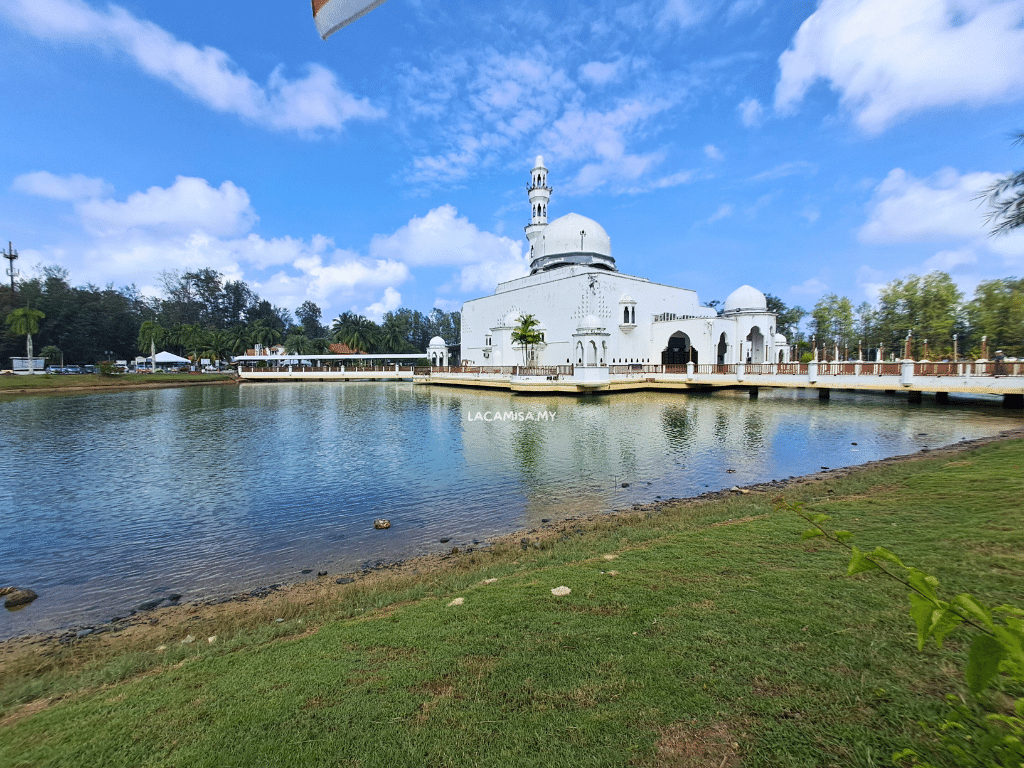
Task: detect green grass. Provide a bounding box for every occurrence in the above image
[0,373,235,391]
[2,438,1023,767]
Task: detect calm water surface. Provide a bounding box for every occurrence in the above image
[1,382,1019,639]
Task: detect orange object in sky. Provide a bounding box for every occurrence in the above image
[312,0,388,40]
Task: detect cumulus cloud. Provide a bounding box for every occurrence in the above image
[77,177,257,237]
[11,171,112,201]
[858,167,999,242]
[363,287,403,321]
[775,0,1024,133]
[368,205,525,268]
[737,97,763,127]
[0,0,383,135]
[858,166,1024,283]
[10,172,531,316]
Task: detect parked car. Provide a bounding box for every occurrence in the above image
[64,365,84,375]
[46,366,65,374]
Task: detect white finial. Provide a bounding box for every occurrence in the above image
[535,155,545,168]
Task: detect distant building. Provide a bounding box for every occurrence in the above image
[460,157,788,367]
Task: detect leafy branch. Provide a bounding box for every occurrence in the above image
[775,498,1024,767]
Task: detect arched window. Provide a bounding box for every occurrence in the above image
[624,307,630,323]
[630,306,635,324]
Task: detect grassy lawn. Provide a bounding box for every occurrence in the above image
[0,373,235,392]
[1,437,1022,767]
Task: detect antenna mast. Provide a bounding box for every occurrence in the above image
[2,241,18,293]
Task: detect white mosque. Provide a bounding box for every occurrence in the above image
[460,157,789,368]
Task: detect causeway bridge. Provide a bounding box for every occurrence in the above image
[418,360,1024,407]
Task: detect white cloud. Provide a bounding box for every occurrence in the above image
[369,205,525,268]
[855,265,887,299]
[750,161,817,182]
[11,171,112,201]
[923,247,978,271]
[775,0,1024,134]
[76,177,256,237]
[790,277,830,296]
[363,287,403,321]
[0,0,383,135]
[704,144,724,161]
[659,0,714,28]
[737,97,763,127]
[708,203,733,222]
[579,60,624,86]
[858,167,999,242]
[726,0,765,23]
[540,98,674,194]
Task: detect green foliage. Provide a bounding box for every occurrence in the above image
[979,132,1024,236]
[780,498,1024,767]
[966,277,1024,358]
[510,313,543,364]
[38,344,62,367]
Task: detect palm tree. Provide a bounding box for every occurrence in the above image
[283,332,311,355]
[980,132,1024,235]
[511,313,542,365]
[331,312,377,352]
[201,330,231,367]
[138,320,165,374]
[5,306,46,374]
[249,319,281,352]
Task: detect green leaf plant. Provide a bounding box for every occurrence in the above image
[776,498,1024,767]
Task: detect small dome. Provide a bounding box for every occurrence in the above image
[534,155,546,169]
[577,314,604,331]
[619,293,635,304]
[428,336,446,348]
[723,285,767,314]
[774,332,787,343]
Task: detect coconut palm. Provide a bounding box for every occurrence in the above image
[200,330,231,366]
[249,319,281,352]
[5,306,46,374]
[511,313,542,365]
[980,132,1024,235]
[331,312,377,352]
[138,320,165,374]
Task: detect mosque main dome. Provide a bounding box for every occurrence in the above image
[524,158,617,275]
[529,213,616,274]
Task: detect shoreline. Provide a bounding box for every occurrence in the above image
[0,375,239,397]
[4,424,1022,658]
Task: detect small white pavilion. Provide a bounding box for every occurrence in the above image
[460,157,788,367]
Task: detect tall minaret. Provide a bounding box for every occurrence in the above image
[524,155,551,252]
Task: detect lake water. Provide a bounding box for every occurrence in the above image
[1,382,1019,639]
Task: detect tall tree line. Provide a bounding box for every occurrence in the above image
[2,265,461,365]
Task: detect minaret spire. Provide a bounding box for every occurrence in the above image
[524,155,551,251]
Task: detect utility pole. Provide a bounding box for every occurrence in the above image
[2,241,17,293]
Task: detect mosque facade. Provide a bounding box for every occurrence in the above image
[460,157,788,368]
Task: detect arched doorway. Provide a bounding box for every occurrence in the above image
[717,333,728,364]
[746,326,765,363]
[661,331,697,365]
[587,340,598,366]
[576,341,584,365]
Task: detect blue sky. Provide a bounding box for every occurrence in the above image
[1,0,1023,323]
